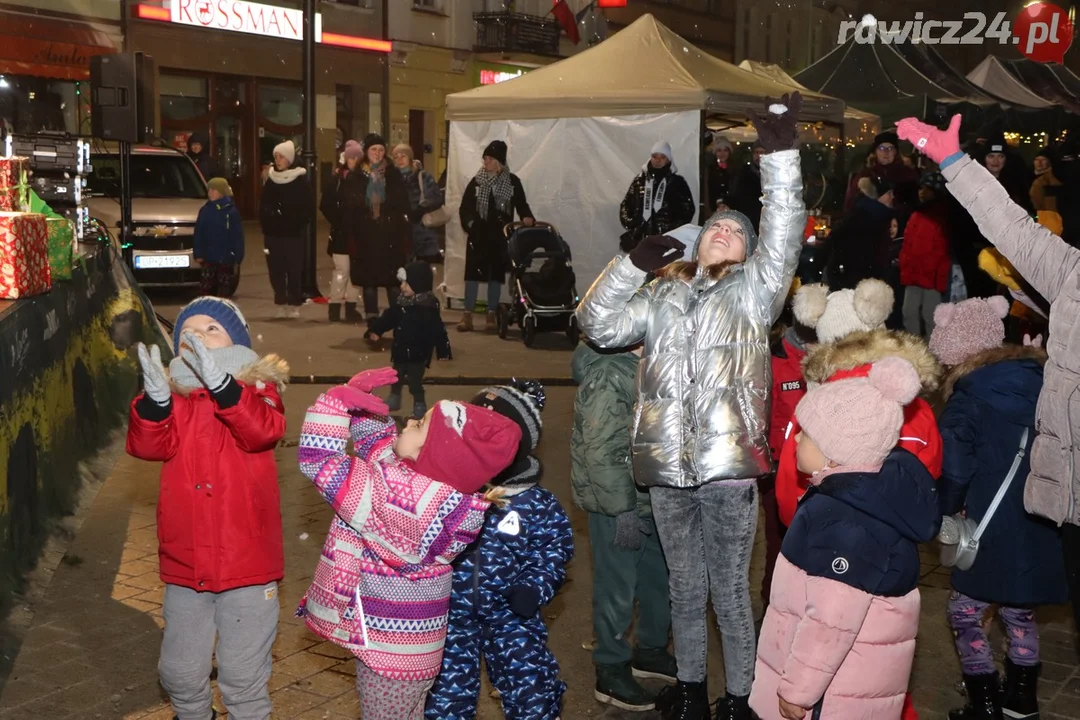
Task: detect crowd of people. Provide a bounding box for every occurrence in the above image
[128,91,1080,720]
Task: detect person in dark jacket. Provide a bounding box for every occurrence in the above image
[346,133,411,321]
[728,140,766,234]
[392,144,444,263]
[826,175,895,290]
[570,343,675,712]
[978,136,1035,215]
[899,173,951,337]
[259,140,314,317]
[426,382,575,720]
[750,357,940,720]
[186,132,220,180]
[194,177,244,297]
[844,131,920,213]
[321,140,363,323]
[619,140,695,252]
[365,261,450,418]
[706,137,734,216]
[929,297,1068,720]
[459,140,535,333]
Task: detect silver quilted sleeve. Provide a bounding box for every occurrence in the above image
[576,254,651,349]
[744,149,806,323]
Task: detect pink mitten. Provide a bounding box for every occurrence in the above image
[896,114,961,165]
[326,385,391,415]
[347,367,399,393]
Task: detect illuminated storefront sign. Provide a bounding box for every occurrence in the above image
[479,68,524,85]
[134,1,392,52]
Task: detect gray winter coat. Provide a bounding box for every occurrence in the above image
[576,149,805,489]
[942,154,1080,526]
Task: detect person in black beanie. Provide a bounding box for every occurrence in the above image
[426,381,575,720]
[366,260,450,417]
[459,140,535,333]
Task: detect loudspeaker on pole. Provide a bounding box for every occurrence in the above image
[90,52,159,144]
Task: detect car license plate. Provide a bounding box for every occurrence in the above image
[135,254,190,269]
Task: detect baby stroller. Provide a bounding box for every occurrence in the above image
[496,221,580,347]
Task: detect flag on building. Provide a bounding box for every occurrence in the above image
[552,0,581,44]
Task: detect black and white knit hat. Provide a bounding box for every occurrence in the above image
[470,380,544,491]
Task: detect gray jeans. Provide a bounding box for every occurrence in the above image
[902,286,942,338]
[650,480,758,696]
[159,582,279,720]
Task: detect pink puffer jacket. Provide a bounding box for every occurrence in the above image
[750,555,921,720]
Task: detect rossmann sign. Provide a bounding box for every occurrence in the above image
[170,0,304,41]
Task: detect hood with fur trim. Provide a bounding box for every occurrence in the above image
[940,344,1047,403]
[802,328,942,393]
[169,353,290,396]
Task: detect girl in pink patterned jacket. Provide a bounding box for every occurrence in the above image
[296,367,521,720]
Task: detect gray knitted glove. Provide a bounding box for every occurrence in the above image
[136,343,171,405]
[613,511,643,551]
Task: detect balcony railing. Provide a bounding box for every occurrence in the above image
[473,12,561,57]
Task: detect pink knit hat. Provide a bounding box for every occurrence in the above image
[928,296,1009,367]
[795,356,922,469]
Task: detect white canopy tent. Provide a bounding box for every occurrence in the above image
[442,14,845,304]
[966,57,1057,110]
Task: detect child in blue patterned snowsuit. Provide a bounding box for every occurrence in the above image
[425,381,575,720]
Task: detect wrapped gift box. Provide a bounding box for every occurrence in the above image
[45,217,74,282]
[0,212,51,299]
[0,157,31,212]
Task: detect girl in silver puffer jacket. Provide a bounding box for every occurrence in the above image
[576,94,806,720]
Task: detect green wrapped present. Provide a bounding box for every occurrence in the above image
[45,217,74,282]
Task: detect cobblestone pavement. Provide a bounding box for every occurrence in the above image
[0,224,1076,718]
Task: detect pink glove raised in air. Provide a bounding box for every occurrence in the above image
[347,367,399,393]
[896,114,961,165]
[326,384,391,416]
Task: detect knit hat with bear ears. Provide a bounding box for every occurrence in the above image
[793,278,895,345]
[928,296,1010,367]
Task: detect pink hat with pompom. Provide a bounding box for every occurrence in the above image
[928,296,1009,366]
[795,356,922,469]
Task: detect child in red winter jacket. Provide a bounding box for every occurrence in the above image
[297,370,522,720]
[127,297,289,720]
[899,173,951,338]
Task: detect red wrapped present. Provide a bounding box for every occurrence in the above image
[0,212,51,299]
[0,157,31,212]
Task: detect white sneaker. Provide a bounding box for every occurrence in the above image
[275,306,288,319]
[289,306,301,319]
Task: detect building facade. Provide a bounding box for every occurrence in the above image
[601,0,736,61]
[126,0,390,217]
[734,0,856,73]
[0,0,122,137]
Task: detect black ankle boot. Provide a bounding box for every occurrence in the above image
[344,301,362,322]
[949,672,1003,720]
[656,680,711,720]
[328,303,342,322]
[715,692,755,720]
[1001,659,1040,719]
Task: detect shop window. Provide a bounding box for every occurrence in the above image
[215,78,247,111]
[161,74,209,121]
[259,85,303,127]
[0,76,81,134]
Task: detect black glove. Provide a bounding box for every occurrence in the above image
[748,91,803,154]
[613,511,643,551]
[629,234,686,273]
[503,585,542,618]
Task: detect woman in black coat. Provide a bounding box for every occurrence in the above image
[260,140,314,317]
[345,134,411,320]
[618,140,695,252]
[320,140,364,323]
[458,140,534,333]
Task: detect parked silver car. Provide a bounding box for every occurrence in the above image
[87,145,210,289]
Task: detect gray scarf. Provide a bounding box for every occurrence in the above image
[169,345,260,391]
[475,168,514,220]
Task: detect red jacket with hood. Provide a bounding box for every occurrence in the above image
[776,330,944,527]
[899,201,951,292]
[126,354,289,592]
[769,332,808,462]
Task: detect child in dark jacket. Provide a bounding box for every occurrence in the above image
[426,381,575,720]
[929,297,1069,720]
[751,357,940,720]
[194,178,244,297]
[367,261,451,417]
[127,297,288,720]
[570,343,676,712]
[899,174,951,338]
